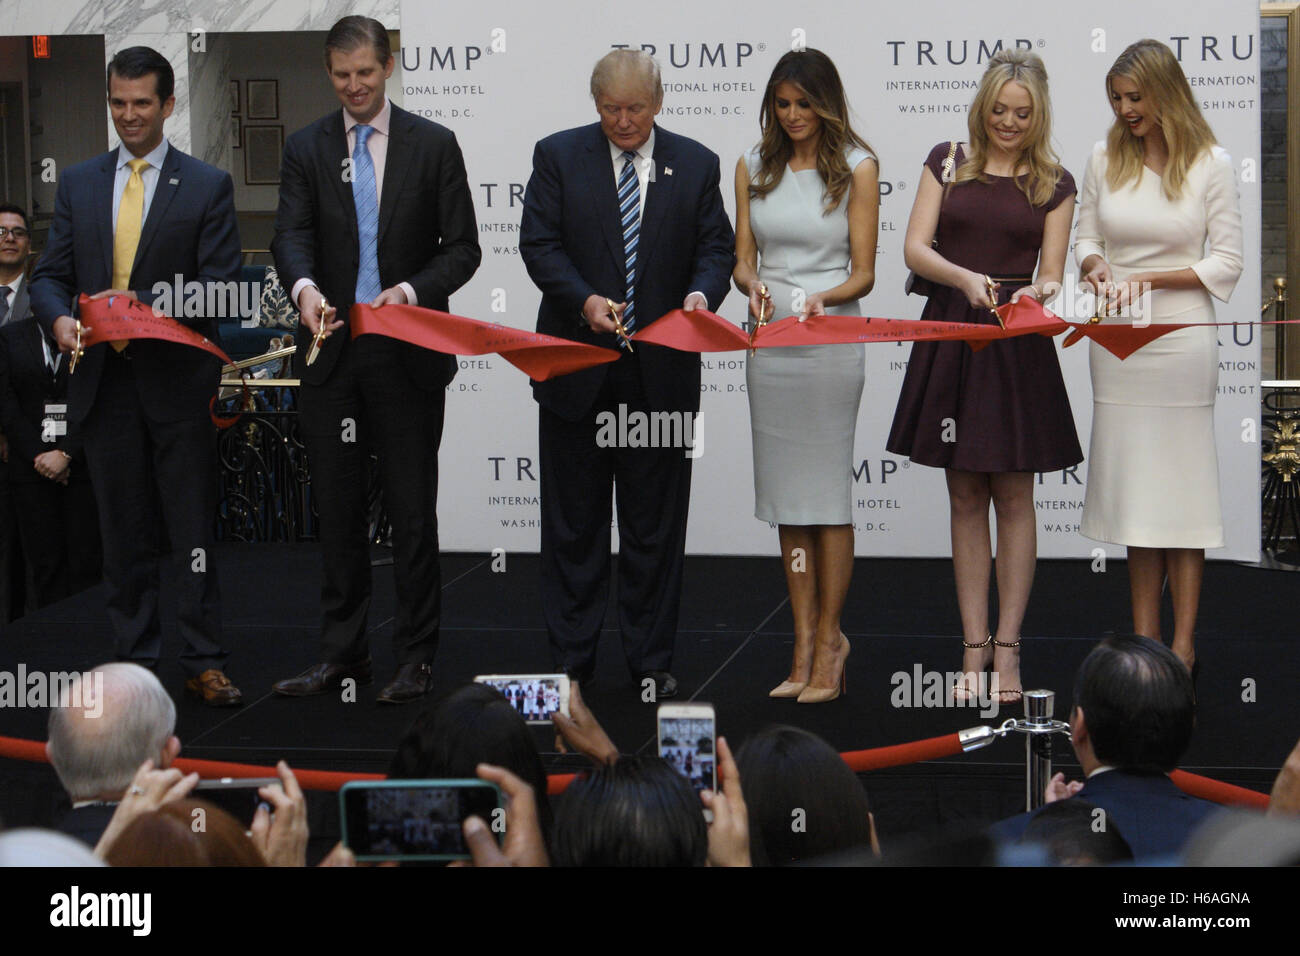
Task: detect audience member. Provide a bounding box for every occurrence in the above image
[551,681,619,766]
[735,725,876,865]
[389,682,553,835]
[551,755,707,867]
[1019,799,1134,865]
[103,799,267,867]
[991,634,1214,859]
[0,828,104,867]
[46,662,180,847]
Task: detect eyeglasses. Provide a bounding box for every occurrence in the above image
[0,227,29,240]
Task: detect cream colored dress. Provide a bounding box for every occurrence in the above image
[1075,141,1243,548]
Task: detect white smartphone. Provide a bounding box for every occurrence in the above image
[657,702,717,794]
[473,673,571,725]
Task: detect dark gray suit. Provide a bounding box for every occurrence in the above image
[271,103,480,667]
[0,275,33,621]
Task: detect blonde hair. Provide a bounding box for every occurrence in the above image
[590,49,662,106]
[1104,39,1217,200]
[952,49,1062,208]
[749,49,875,214]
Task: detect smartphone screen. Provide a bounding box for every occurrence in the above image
[340,781,502,861]
[474,674,569,725]
[193,778,281,829]
[657,714,716,793]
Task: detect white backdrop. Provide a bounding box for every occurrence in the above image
[398,0,1262,560]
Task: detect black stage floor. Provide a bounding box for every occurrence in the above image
[2,544,1296,850]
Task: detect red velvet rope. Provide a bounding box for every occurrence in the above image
[0,733,1269,807]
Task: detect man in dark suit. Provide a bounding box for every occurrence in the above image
[991,635,1217,860]
[0,202,34,622]
[0,316,101,607]
[30,47,242,705]
[270,16,480,704]
[520,50,734,699]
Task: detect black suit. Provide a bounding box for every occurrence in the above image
[55,803,118,848]
[271,102,480,667]
[29,143,241,675]
[990,768,1219,860]
[0,275,33,620]
[520,123,734,678]
[0,318,101,606]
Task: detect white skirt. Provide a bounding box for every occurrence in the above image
[1080,318,1223,549]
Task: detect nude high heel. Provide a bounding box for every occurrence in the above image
[797,635,850,704]
[769,679,808,699]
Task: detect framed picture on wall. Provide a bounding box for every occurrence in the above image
[230,80,240,114]
[244,125,283,184]
[246,79,278,120]
[232,115,241,149]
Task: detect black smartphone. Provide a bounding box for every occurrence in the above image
[338,780,503,862]
[192,777,282,828]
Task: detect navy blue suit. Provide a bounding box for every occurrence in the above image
[520,122,734,678]
[29,143,240,675]
[991,769,1219,860]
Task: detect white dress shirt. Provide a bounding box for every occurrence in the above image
[292,97,417,310]
[604,128,707,309]
[113,138,169,229]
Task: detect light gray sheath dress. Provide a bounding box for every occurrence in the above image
[745,146,871,525]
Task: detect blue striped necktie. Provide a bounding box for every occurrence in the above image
[617,150,640,333]
[352,124,382,304]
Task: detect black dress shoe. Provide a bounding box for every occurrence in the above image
[640,670,678,701]
[377,662,433,704]
[273,659,373,697]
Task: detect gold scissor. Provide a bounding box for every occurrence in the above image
[985,276,1006,330]
[606,297,634,352]
[68,320,85,374]
[305,296,332,366]
[749,283,772,356]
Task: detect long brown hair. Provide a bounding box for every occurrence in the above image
[103,800,267,866]
[749,49,875,214]
[953,49,1062,207]
[1104,39,1217,200]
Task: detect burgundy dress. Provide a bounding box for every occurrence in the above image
[887,143,1082,472]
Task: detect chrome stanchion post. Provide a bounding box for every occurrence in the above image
[1025,690,1056,811]
[1004,689,1072,812]
[955,691,1071,809]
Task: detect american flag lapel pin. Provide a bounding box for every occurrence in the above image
[664,167,673,176]
[169,178,179,185]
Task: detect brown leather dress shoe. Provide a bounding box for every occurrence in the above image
[185,669,243,707]
[272,659,373,697]
[377,662,433,704]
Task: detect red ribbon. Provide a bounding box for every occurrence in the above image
[75,294,246,429]
[76,293,234,365]
[637,297,1069,354]
[338,299,1298,377]
[349,303,621,381]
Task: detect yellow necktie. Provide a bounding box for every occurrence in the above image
[110,158,149,351]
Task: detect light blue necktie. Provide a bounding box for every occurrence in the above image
[617,150,640,333]
[352,124,382,304]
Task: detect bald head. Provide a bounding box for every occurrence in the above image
[47,663,178,801]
